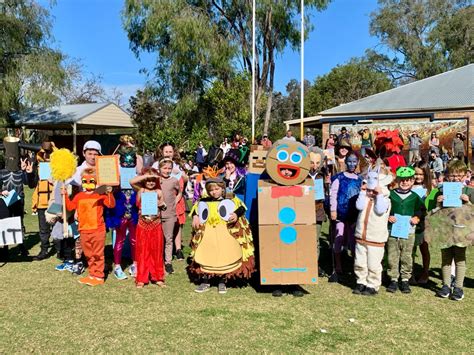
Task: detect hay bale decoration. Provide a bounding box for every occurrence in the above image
[50,149,77,237]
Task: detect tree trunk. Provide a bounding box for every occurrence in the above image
[263,60,274,136]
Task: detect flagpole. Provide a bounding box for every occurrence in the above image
[251,0,256,144]
[300,0,304,140]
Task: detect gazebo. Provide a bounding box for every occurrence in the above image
[10,102,134,153]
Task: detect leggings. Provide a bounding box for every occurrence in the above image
[333,220,356,254]
[162,217,178,264]
[441,246,466,289]
[113,218,136,265]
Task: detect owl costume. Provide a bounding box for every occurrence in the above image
[188,193,255,281]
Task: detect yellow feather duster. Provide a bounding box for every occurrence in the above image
[50,149,77,181]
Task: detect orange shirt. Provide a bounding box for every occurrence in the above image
[65,192,115,232]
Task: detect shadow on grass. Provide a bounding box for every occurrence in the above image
[0,232,40,263]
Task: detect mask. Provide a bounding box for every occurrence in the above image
[81,174,97,191]
[345,155,358,173]
[3,137,20,172]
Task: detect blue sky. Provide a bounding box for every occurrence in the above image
[43,0,380,103]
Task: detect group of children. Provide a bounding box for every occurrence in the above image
[26,136,473,302]
[322,150,473,301]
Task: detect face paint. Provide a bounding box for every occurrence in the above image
[345,155,358,173]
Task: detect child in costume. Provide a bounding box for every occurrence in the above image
[426,160,473,301]
[153,143,187,261]
[63,168,115,286]
[108,138,141,280]
[189,178,255,294]
[386,166,426,294]
[130,168,167,288]
[31,141,56,260]
[329,152,363,278]
[158,158,182,275]
[411,162,433,284]
[353,164,392,296]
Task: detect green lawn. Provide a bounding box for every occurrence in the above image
[1,189,472,353]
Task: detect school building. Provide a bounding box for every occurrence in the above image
[286,64,474,163]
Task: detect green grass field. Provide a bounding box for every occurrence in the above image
[1,189,473,353]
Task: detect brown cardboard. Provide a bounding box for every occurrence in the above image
[248,145,269,174]
[258,179,318,285]
[265,140,310,186]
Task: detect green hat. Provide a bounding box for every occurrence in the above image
[396,166,415,178]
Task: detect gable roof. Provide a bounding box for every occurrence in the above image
[320,64,474,116]
[10,102,134,129]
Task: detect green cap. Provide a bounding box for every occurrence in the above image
[396,166,415,178]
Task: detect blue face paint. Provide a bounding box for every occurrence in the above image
[345,155,358,173]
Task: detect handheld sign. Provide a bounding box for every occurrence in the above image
[442,182,463,208]
[0,217,23,246]
[120,167,136,189]
[391,214,410,239]
[412,187,427,199]
[1,190,21,207]
[313,178,324,200]
[96,155,120,186]
[141,192,158,216]
[39,162,52,180]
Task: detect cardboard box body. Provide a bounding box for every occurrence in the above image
[258,179,318,285]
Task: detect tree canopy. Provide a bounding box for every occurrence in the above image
[367,0,473,83]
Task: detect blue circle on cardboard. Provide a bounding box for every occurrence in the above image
[262,278,266,283]
[312,278,317,283]
[278,207,296,225]
[280,227,297,244]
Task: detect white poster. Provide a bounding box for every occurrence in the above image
[0,217,23,246]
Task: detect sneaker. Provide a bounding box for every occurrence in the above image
[292,289,304,297]
[362,287,378,296]
[450,287,464,301]
[400,281,411,294]
[386,280,398,293]
[55,261,74,272]
[352,283,366,295]
[113,266,127,280]
[129,264,137,277]
[195,283,211,293]
[72,261,85,276]
[436,284,451,298]
[176,249,184,261]
[165,263,174,275]
[78,276,95,286]
[32,251,48,261]
[218,282,227,294]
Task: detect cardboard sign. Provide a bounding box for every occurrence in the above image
[141,192,158,216]
[442,182,463,208]
[1,190,21,207]
[0,217,23,246]
[39,162,51,180]
[248,145,269,174]
[412,187,427,199]
[120,167,136,189]
[390,214,410,239]
[96,155,120,186]
[258,179,318,285]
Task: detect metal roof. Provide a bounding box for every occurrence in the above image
[320,64,474,115]
[10,102,134,128]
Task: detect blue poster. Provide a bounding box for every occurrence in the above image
[1,190,21,207]
[120,167,136,189]
[442,182,463,208]
[412,187,427,199]
[313,178,324,201]
[39,162,51,180]
[390,214,410,239]
[141,192,158,216]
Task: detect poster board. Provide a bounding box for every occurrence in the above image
[39,162,52,180]
[96,155,120,186]
[0,217,23,246]
[258,179,318,285]
[120,167,136,189]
